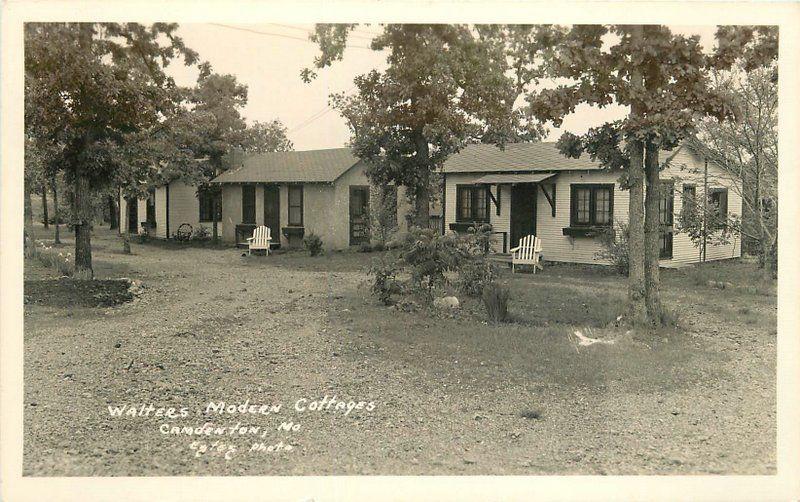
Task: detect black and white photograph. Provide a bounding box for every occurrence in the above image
[2,1,800,500]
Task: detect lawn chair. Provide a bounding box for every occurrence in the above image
[246,225,272,256]
[510,235,542,273]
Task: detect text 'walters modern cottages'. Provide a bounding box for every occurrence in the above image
[441,142,741,267]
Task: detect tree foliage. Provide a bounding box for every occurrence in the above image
[306,24,549,226]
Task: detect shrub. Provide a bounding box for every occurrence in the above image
[372,242,385,252]
[400,228,469,302]
[482,281,510,323]
[304,232,324,256]
[456,258,499,297]
[358,242,373,253]
[368,255,401,305]
[466,222,494,255]
[191,224,211,241]
[594,222,629,275]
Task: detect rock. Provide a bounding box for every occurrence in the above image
[433,296,460,310]
[463,456,477,464]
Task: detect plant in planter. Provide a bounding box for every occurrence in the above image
[304,232,323,256]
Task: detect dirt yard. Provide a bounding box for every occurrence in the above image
[23,227,777,475]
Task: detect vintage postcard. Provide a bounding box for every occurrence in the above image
[2,1,799,500]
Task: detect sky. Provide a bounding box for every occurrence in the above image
[168,24,719,151]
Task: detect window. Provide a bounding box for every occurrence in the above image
[569,184,614,227]
[456,185,489,222]
[242,185,256,224]
[659,182,675,258]
[288,185,303,226]
[681,184,696,218]
[198,188,221,222]
[708,188,728,229]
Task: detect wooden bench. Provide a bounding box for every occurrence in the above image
[510,235,543,273]
[246,225,272,256]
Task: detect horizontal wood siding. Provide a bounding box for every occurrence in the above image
[538,171,629,264]
[661,147,742,267]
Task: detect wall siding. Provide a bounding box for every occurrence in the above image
[442,145,742,267]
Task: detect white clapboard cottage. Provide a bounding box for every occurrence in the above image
[441,141,741,267]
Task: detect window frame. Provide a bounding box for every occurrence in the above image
[708,187,729,222]
[455,184,490,223]
[569,183,614,228]
[288,184,304,226]
[659,181,675,259]
[198,188,222,223]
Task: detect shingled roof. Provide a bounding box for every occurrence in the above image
[211,148,361,184]
[442,142,602,173]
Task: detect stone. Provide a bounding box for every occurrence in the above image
[433,296,460,310]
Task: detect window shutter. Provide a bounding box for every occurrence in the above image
[719,190,728,218]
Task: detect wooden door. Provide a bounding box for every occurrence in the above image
[510,183,537,250]
[241,185,256,224]
[263,185,280,239]
[349,186,370,246]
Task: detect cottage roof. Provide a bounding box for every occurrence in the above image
[211,148,361,184]
[441,142,602,173]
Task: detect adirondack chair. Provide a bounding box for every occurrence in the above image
[246,225,272,256]
[510,235,543,273]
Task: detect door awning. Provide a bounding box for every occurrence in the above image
[473,172,556,184]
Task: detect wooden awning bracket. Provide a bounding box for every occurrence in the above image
[540,183,556,217]
[486,186,501,216]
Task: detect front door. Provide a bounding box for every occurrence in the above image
[242,185,256,224]
[263,185,280,246]
[127,197,138,233]
[510,183,537,250]
[349,186,370,246]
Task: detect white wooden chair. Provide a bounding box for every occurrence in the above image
[246,225,272,256]
[510,235,543,273]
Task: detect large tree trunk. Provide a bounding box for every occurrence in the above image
[644,142,663,324]
[412,130,431,229]
[73,171,93,277]
[627,140,647,326]
[42,188,49,229]
[108,194,118,229]
[52,175,61,244]
[626,26,647,326]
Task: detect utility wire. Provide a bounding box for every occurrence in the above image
[209,23,374,50]
[288,85,357,134]
[266,23,378,42]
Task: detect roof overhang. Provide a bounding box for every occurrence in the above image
[473,172,556,184]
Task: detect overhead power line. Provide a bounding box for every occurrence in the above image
[209,23,373,50]
[288,85,357,134]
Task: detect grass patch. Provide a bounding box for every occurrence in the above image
[507,282,624,327]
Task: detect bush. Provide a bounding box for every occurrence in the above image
[368,255,401,305]
[400,228,469,302]
[466,222,494,255]
[358,242,373,253]
[304,232,323,256]
[594,222,629,275]
[456,258,499,297]
[372,242,385,252]
[191,224,211,241]
[482,282,510,322]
